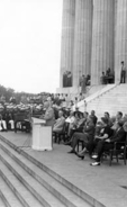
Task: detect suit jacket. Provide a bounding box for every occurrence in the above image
[53,116,65,131]
[44,107,55,127]
[90,115,98,125]
[110,127,126,143]
[83,123,95,137]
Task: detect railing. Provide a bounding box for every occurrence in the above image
[74,83,119,110]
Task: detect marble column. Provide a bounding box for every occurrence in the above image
[115,0,127,83]
[91,0,115,85]
[73,0,93,87]
[60,0,75,88]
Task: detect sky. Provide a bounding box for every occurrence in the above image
[0,0,63,93]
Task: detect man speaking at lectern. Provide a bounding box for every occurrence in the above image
[32,97,54,151]
[40,97,55,128]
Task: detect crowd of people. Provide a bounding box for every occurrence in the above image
[0,93,77,132]
[0,94,127,166]
[52,107,127,166]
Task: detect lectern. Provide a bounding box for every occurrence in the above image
[32,117,52,151]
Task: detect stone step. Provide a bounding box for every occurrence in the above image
[78,84,127,116]
[0,141,91,207]
[0,197,6,207]
[0,162,47,207]
[87,103,127,109]
[0,135,105,207]
[0,176,24,207]
[0,151,66,207]
[88,99,127,104]
[92,96,127,100]
[0,189,11,207]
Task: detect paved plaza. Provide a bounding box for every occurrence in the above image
[0,131,127,207]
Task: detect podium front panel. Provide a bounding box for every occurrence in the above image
[32,124,52,151]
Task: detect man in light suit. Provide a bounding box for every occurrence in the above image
[53,110,65,133]
[40,98,55,127]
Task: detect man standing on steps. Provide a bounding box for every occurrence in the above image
[120,61,126,83]
[80,75,86,94]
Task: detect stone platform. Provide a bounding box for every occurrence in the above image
[0,131,127,207]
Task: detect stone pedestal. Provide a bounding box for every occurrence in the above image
[91,0,115,85]
[73,0,93,87]
[115,0,127,83]
[60,0,75,88]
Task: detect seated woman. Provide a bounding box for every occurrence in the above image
[53,110,65,133]
[72,112,86,132]
[87,117,113,157]
[67,112,80,137]
[68,116,95,154]
[65,110,75,138]
[77,117,113,159]
[65,110,75,125]
[65,112,88,144]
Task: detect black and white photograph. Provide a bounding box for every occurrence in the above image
[0,0,126,207]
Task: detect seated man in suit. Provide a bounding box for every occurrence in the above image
[76,120,103,159]
[90,120,126,166]
[53,110,65,133]
[111,111,123,131]
[90,110,98,126]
